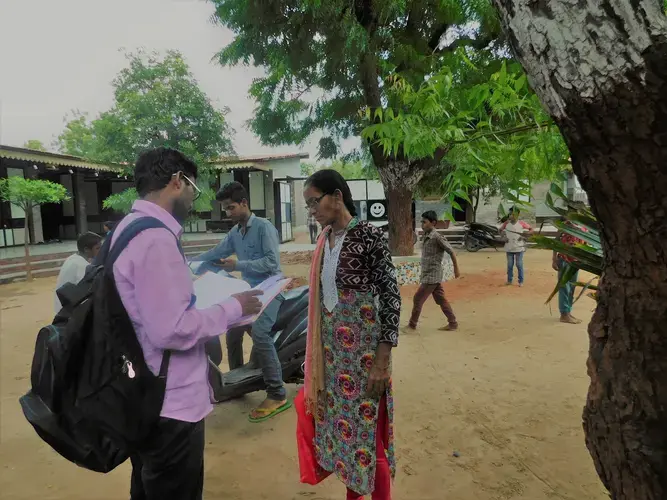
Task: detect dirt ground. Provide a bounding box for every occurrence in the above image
[0,249,607,499]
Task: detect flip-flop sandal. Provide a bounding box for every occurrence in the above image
[248,400,293,423]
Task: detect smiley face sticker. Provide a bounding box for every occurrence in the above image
[369,202,386,218]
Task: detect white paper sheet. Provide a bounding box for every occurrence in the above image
[192,272,293,327]
[192,272,251,310]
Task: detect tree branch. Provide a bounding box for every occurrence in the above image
[453,120,554,145]
[428,24,450,52]
[438,34,495,54]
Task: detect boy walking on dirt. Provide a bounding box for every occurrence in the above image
[407,211,461,331]
[500,206,533,286]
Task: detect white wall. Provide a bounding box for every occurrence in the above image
[265,158,303,178]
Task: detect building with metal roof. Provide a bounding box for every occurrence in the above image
[0,146,309,248]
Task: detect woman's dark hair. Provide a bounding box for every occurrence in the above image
[216,181,249,204]
[305,169,357,216]
[422,210,438,223]
[134,147,198,198]
[77,232,102,253]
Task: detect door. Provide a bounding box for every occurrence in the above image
[273,181,293,243]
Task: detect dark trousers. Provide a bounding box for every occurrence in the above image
[309,224,318,244]
[130,418,205,500]
[225,326,251,370]
[409,283,457,328]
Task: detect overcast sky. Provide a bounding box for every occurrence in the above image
[0,0,343,159]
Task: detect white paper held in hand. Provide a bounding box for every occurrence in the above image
[192,272,251,310]
[192,272,293,326]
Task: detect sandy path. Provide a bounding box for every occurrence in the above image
[0,250,607,499]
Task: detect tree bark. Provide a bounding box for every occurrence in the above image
[377,159,423,256]
[491,1,667,498]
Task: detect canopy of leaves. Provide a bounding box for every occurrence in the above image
[57,50,235,169]
[0,177,70,210]
[532,179,602,304]
[362,55,569,210]
[300,159,378,180]
[23,139,48,152]
[211,0,502,160]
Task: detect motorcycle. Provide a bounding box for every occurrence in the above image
[190,261,308,403]
[463,222,507,252]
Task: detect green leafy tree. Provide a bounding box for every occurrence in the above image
[364,58,568,221]
[301,159,378,180]
[0,177,69,281]
[23,140,48,152]
[211,0,502,254]
[58,50,235,213]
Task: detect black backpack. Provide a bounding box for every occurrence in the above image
[19,216,180,473]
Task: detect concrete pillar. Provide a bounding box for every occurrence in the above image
[263,170,275,223]
[72,171,88,234]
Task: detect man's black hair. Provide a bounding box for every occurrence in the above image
[134,147,198,198]
[77,232,102,253]
[216,181,249,205]
[422,210,438,223]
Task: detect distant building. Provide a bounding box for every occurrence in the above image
[0,146,309,248]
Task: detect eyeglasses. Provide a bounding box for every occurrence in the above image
[305,193,327,210]
[173,172,201,201]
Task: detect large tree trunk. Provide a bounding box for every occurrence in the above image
[377,159,424,256]
[491,1,667,498]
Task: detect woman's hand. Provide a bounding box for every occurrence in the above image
[365,343,392,399]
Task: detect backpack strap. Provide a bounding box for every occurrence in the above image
[106,217,184,267]
[100,215,185,381]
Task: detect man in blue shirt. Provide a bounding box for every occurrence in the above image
[194,182,289,422]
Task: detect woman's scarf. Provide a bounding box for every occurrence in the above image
[304,226,330,414]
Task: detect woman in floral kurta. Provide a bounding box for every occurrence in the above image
[303,170,401,500]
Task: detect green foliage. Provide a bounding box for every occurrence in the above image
[0,177,70,211]
[211,0,502,159]
[301,159,378,180]
[362,56,569,216]
[58,50,234,167]
[58,50,235,212]
[102,188,138,214]
[23,139,48,152]
[531,179,602,304]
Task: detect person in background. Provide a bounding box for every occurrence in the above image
[103,221,115,236]
[307,211,319,244]
[303,169,400,500]
[193,181,291,423]
[111,148,262,500]
[553,220,588,324]
[406,211,461,332]
[53,232,102,313]
[500,206,534,286]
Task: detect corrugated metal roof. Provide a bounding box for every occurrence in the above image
[209,161,270,172]
[0,145,124,172]
[211,153,309,164]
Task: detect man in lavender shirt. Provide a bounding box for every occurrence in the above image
[111,148,262,500]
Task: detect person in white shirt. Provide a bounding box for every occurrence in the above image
[500,207,533,286]
[53,232,102,313]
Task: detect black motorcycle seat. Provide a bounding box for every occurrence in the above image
[470,222,500,233]
[274,286,308,331]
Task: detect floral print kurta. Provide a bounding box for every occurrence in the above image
[314,220,401,495]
